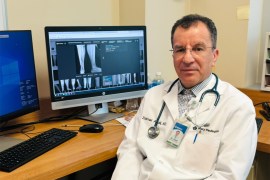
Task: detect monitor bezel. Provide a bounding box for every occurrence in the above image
[44,25,148,110]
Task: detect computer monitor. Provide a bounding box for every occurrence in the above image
[44,26,148,123]
[0,30,39,127]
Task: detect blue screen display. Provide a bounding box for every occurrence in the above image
[0,30,39,122]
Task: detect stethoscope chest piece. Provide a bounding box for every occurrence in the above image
[148,126,160,139]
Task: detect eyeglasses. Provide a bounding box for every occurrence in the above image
[170,45,214,58]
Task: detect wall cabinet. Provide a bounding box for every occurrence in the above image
[261,32,270,91]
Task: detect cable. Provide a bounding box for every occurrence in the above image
[0,107,86,132]
[20,125,36,139]
[76,104,101,117]
[0,121,8,130]
[254,101,270,107]
[0,122,40,132]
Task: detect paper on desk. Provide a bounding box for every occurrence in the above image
[115,117,130,127]
[115,111,136,127]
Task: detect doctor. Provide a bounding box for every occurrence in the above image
[112,14,257,180]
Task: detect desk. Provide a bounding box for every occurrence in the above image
[0,119,125,180]
[255,111,270,153]
[1,89,270,179]
[238,88,270,154]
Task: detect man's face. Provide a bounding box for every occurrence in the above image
[172,22,219,88]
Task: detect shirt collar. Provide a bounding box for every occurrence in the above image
[178,74,213,96]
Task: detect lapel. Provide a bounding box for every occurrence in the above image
[163,80,180,120]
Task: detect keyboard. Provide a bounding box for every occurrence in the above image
[0,128,77,172]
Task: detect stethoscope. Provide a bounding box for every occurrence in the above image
[148,73,220,139]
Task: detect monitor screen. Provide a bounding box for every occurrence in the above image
[44,26,148,123]
[0,30,39,125]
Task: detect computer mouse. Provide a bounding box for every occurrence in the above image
[79,124,104,133]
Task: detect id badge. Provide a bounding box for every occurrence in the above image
[167,121,189,148]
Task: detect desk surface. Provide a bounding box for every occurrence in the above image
[255,109,270,153]
[0,119,125,180]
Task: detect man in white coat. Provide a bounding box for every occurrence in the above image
[111,14,257,180]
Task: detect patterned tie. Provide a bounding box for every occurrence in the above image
[178,89,194,115]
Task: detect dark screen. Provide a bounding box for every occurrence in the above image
[0,30,39,123]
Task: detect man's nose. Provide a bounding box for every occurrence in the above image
[183,50,195,63]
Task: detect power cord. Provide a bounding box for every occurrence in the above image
[254,101,270,106]
[76,104,102,118]
[0,107,86,132]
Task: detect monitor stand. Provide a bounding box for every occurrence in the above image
[79,103,124,123]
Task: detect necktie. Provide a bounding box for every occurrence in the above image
[178,89,194,115]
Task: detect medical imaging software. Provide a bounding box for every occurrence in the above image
[47,29,146,99]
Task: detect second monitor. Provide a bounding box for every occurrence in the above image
[44,26,148,123]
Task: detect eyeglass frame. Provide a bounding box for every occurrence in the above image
[169,45,215,58]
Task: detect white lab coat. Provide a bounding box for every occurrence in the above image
[112,76,257,180]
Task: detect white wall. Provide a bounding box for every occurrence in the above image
[189,0,250,87]
[145,0,187,82]
[0,0,7,30]
[119,0,145,25]
[6,0,119,98]
[4,0,270,98]
[144,0,262,89]
[246,0,263,88]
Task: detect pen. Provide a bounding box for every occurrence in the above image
[193,133,198,144]
[62,125,82,127]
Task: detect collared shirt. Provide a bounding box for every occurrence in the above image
[178,74,213,115]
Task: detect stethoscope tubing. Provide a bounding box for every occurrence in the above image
[148,73,220,139]
[199,73,220,106]
[154,79,179,127]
